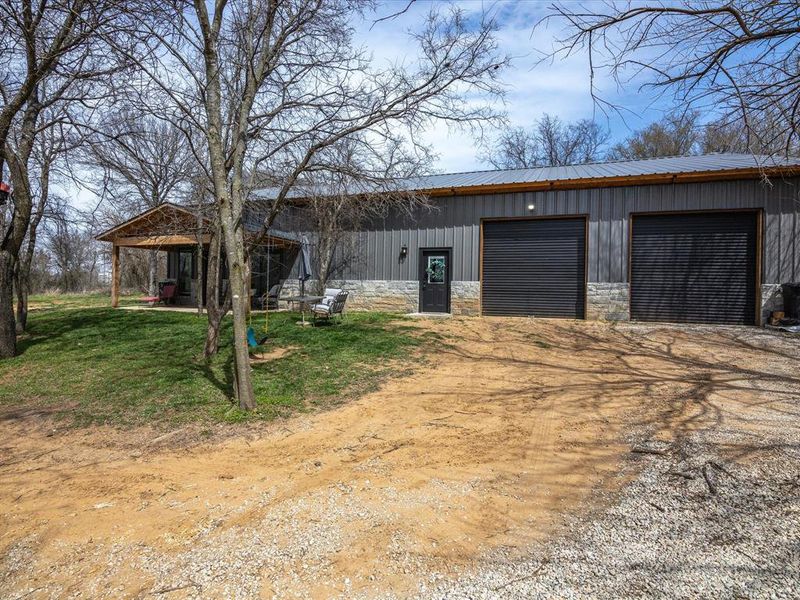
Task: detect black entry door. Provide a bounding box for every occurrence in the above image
[630,212,758,325]
[420,248,451,313]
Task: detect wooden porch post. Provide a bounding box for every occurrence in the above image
[111,243,120,308]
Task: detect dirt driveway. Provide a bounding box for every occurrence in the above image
[2,318,799,599]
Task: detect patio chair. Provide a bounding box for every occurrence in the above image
[261,282,283,310]
[321,288,342,305]
[311,290,349,325]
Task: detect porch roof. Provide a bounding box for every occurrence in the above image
[95,203,298,249]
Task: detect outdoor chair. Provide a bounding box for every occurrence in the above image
[311,290,349,324]
[321,288,342,304]
[141,282,176,306]
[262,282,283,310]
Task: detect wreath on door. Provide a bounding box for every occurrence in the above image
[426,258,445,283]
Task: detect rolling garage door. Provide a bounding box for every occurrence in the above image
[630,212,758,325]
[482,218,586,318]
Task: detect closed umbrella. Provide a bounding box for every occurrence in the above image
[297,235,314,325]
[299,235,312,297]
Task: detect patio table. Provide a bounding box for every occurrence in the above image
[280,295,324,326]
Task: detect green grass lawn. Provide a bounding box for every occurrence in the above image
[1,301,435,427]
[28,291,141,310]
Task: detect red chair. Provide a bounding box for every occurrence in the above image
[141,283,177,306]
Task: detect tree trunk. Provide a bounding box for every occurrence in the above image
[196,239,204,317]
[316,233,333,295]
[204,308,223,358]
[148,249,158,296]
[195,6,255,409]
[1,93,38,357]
[0,251,17,358]
[14,268,28,334]
[204,229,226,358]
[224,237,256,410]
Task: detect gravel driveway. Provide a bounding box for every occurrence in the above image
[426,323,800,600]
[1,319,798,599]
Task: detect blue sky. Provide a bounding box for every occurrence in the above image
[357,0,678,172]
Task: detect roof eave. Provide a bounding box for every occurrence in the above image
[95,202,210,242]
[420,165,800,197]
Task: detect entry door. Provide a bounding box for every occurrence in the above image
[420,249,451,313]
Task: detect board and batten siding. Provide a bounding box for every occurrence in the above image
[330,177,800,285]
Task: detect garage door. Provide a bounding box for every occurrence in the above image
[630,212,758,325]
[482,218,586,318]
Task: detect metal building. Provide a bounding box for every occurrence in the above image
[276,154,800,325]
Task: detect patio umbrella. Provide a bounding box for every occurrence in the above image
[298,234,312,297]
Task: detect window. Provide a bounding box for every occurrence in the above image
[426,256,446,284]
[178,251,194,295]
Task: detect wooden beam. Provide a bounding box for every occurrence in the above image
[113,234,212,248]
[111,243,120,308]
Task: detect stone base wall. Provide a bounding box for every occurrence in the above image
[282,279,787,325]
[586,283,630,321]
[281,280,783,323]
[451,281,480,315]
[281,279,482,314]
[282,279,419,313]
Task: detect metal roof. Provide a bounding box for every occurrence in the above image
[251,153,800,200]
[401,153,800,189]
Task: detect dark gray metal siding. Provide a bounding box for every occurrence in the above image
[330,178,799,285]
[630,212,757,325]
[482,218,586,318]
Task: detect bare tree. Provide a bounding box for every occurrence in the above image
[13,119,69,332]
[286,136,433,294]
[701,111,800,156]
[85,113,197,296]
[0,0,121,172]
[0,0,130,357]
[202,218,231,358]
[481,114,609,168]
[46,208,101,292]
[120,0,507,409]
[541,1,800,162]
[608,109,797,160]
[607,111,699,160]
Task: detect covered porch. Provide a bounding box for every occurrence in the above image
[96,203,299,309]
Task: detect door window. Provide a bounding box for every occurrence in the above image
[426,256,446,283]
[178,251,193,295]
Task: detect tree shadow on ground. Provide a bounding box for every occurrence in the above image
[438,318,800,465]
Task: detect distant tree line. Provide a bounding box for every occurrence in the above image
[481,110,797,170]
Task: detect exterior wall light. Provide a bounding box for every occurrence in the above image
[399,244,408,261]
[527,203,535,211]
